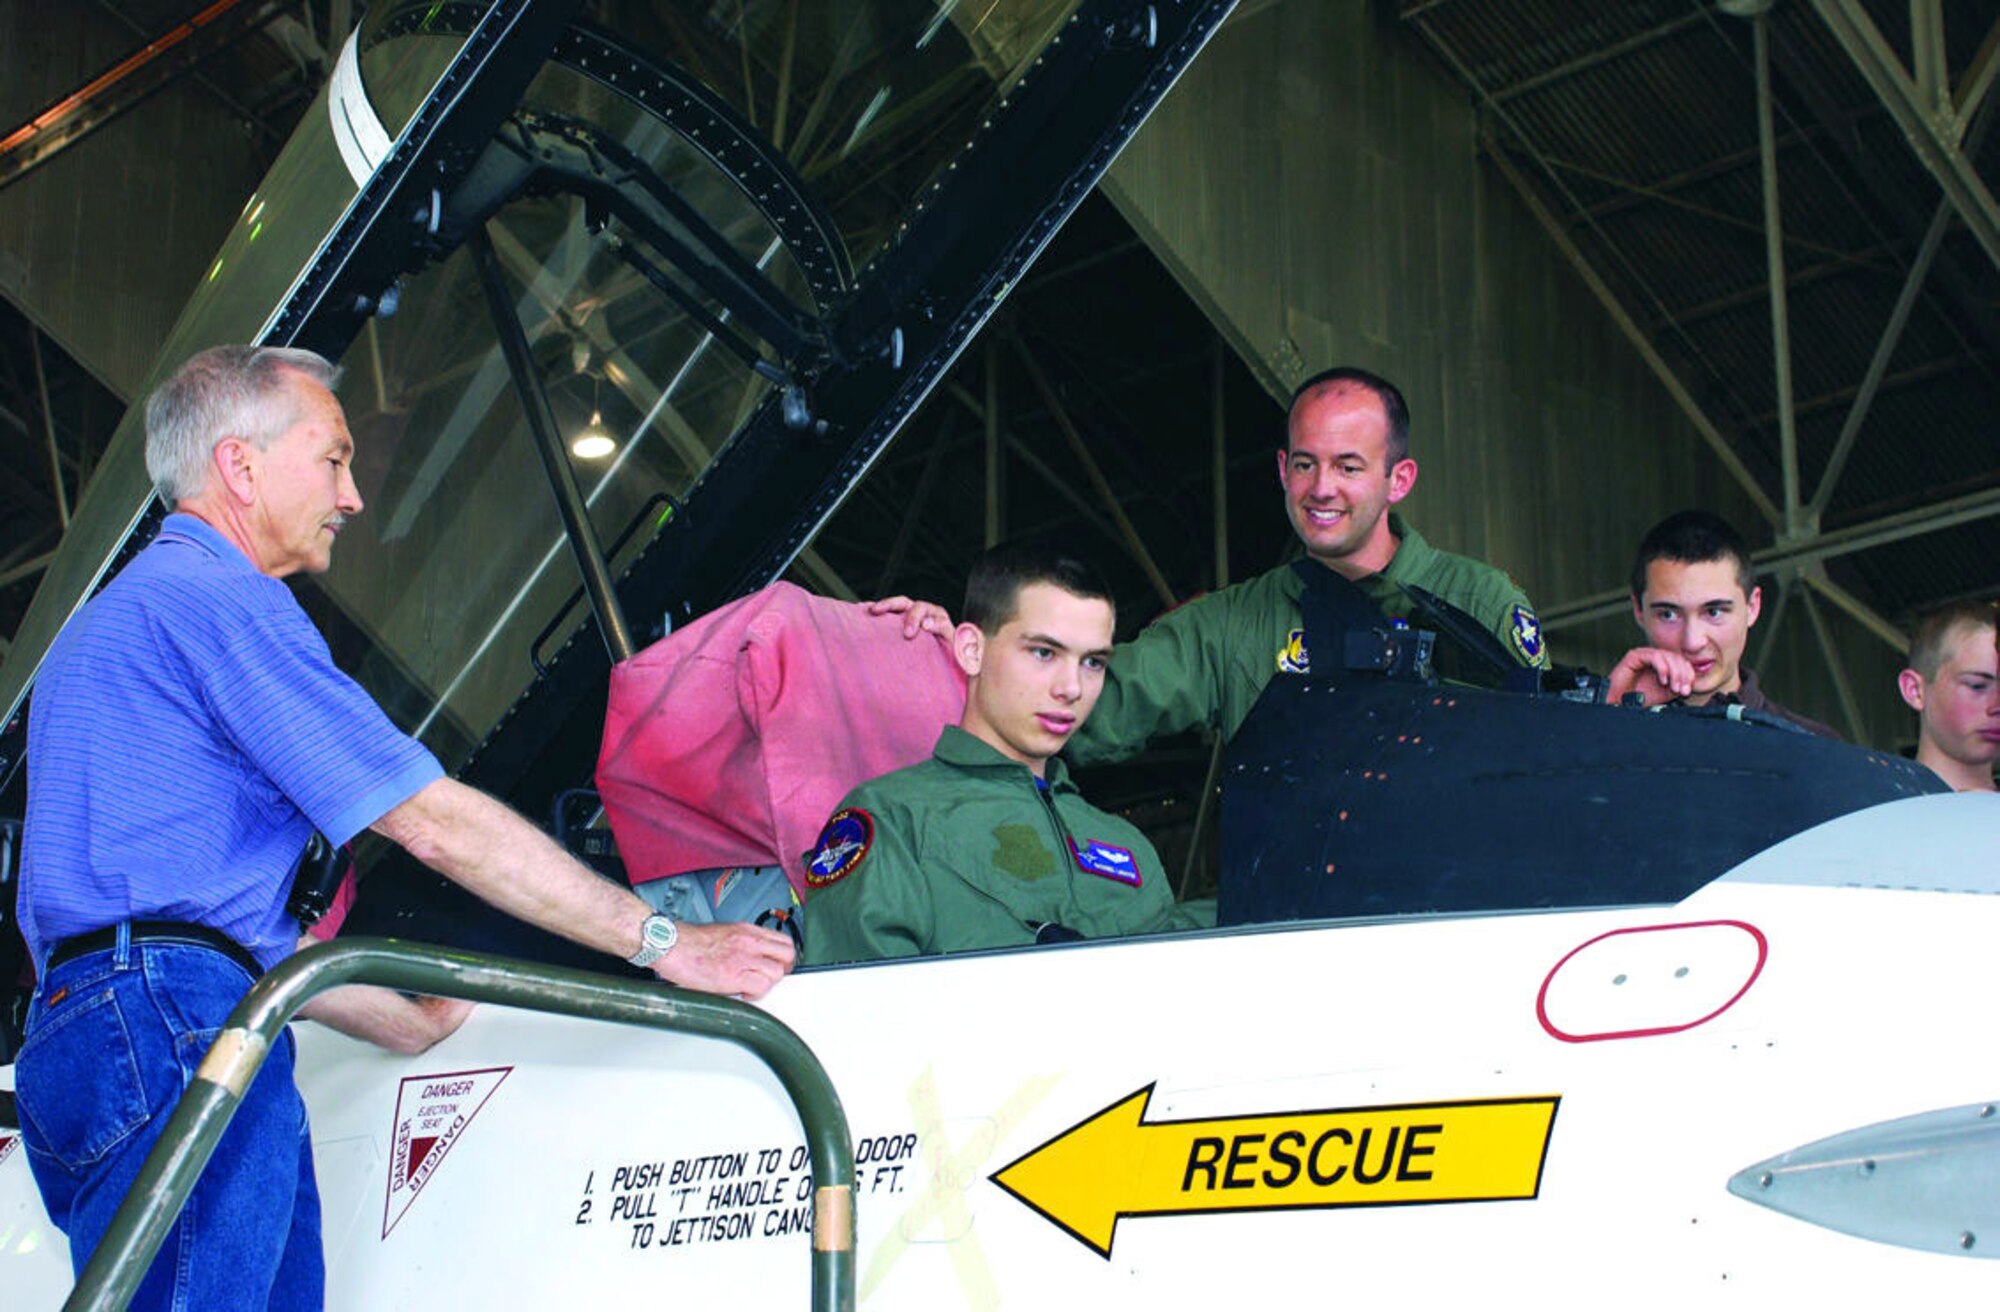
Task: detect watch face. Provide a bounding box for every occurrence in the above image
[643,915,676,948]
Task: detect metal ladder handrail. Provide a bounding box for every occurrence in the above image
[67,937,855,1312]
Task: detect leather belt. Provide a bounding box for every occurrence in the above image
[45,920,264,979]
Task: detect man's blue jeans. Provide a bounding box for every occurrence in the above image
[14,932,324,1310]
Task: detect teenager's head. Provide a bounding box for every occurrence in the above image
[1899,600,1999,791]
[954,543,1117,776]
[1629,511,1762,704]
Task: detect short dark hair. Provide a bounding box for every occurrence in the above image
[963,541,1113,634]
[1288,366,1411,464]
[1629,510,1756,601]
[1906,599,1998,679]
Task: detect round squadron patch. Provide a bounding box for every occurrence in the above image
[1276,627,1310,675]
[1508,604,1545,664]
[805,808,874,888]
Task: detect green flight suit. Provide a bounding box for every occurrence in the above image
[1070,515,1546,765]
[802,727,1188,965]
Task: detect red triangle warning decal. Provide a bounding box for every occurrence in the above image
[382,1066,511,1238]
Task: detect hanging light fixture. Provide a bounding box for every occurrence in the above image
[572,372,615,459]
[572,413,615,460]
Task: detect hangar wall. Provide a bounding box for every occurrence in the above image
[0,4,275,401]
[1102,1,1910,747]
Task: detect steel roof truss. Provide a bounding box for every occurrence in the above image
[1956,15,2000,126]
[1807,0,2000,273]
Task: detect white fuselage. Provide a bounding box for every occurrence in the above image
[3,793,1996,1308]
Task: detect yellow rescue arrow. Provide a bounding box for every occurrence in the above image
[990,1084,1560,1257]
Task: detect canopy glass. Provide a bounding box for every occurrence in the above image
[318,1,1080,765]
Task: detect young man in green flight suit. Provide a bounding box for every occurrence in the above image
[802,544,1198,965]
[1067,366,1550,765]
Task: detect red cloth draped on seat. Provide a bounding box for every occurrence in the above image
[597,583,967,897]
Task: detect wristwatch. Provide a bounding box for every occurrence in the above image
[627,912,678,968]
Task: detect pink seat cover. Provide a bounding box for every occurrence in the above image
[597,583,966,897]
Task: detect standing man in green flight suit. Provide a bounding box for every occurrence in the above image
[802,543,1197,965]
[1068,365,1551,765]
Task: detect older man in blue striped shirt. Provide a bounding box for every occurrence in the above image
[14,345,795,1310]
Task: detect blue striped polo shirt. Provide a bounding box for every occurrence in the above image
[21,513,443,970]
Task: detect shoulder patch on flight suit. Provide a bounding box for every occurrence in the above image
[1072,839,1142,886]
[1508,604,1544,664]
[1277,627,1309,675]
[805,808,873,888]
[991,824,1058,881]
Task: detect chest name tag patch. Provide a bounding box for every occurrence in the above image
[806,808,874,888]
[1073,839,1142,886]
[1509,604,1544,664]
[1277,628,1310,675]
